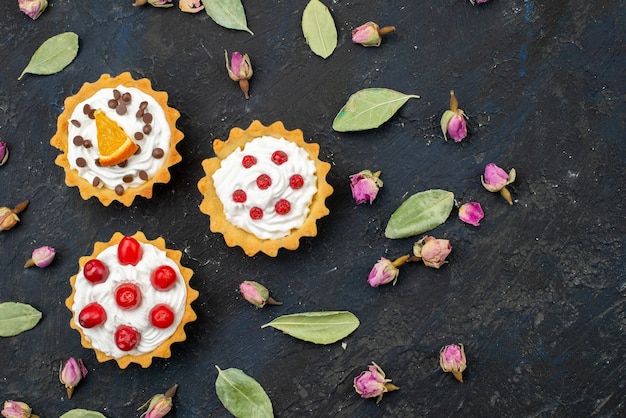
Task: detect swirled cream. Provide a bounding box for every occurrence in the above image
[72,242,186,358]
[212,136,317,240]
[67,86,170,194]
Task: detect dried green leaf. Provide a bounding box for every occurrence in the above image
[332,88,420,132]
[385,189,455,239]
[59,410,107,418]
[0,302,42,337]
[261,311,359,344]
[302,0,337,59]
[215,366,274,418]
[19,32,79,80]
[204,0,253,35]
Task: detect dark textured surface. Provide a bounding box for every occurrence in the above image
[1,0,625,417]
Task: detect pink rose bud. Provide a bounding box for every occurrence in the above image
[352,22,396,47]
[440,343,467,383]
[470,0,489,5]
[0,141,8,166]
[224,51,253,99]
[18,0,48,20]
[481,163,516,205]
[0,201,28,232]
[239,281,282,308]
[367,255,409,287]
[440,90,468,142]
[1,400,33,418]
[353,362,399,403]
[179,0,203,13]
[59,357,87,399]
[139,384,178,418]
[350,170,383,205]
[458,202,484,226]
[413,236,451,269]
[24,246,55,268]
[132,0,173,7]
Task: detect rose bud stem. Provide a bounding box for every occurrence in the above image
[391,254,411,267]
[133,0,148,6]
[266,296,283,306]
[378,26,396,36]
[449,90,459,112]
[164,383,178,399]
[239,79,250,99]
[500,187,513,205]
[13,200,30,215]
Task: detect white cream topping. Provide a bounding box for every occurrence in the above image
[72,242,187,358]
[212,136,317,240]
[67,86,170,191]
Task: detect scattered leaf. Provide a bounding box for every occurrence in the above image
[0,302,42,337]
[19,32,79,80]
[385,189,455,239]
[215,366,274,418]
[302,0,337,59]
[59,410,107,418]
[332,88,420,132]
[204,0,253,35]
[261,311,359,344]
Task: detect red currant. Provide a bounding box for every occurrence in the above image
[256,174,272,189]
[242,155,257,168]
[151,265,177,291]
[289,174,304,189]
[118,236,143,266]
[271,150,288,165]
[83,259,109,284]
[115,283,142,309]
[232,189,247,203]
[275,199,291,215]
[115,325,140,351]
[250,207,263,220]
[150,304,175,328]
[78,302,107,328]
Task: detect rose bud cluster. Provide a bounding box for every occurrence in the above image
[353,362,399,403]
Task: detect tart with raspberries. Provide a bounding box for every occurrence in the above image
[50,72,184,207]
[66,231,198,369]
[197,120,333,257]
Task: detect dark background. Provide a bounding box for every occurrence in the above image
[1,0,625,417]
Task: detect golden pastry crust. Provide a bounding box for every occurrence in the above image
[197,120,333,257]
[65,231,198,369]
[50,72,184,207]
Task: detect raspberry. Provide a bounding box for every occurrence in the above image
[250,207,263,220]
[242,155,257,168]
[289,174,304,189]
[275,199,291,215]
[271,150,288,165]
[232,189,247,202]
[256,174,272,189]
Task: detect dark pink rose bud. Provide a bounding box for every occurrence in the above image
[481,163,516,205]
[138,384,178,418]
[350,170,383,205]
[440,90,468,142]
[367,255,410,287]
[470,0,490,5]
[0,141,8,166]
[440,343,467,382]
[353,362,399,403]
[225,50,253,99]
[458,202,484,226]
[59,357,88,399]
[413,236,451,269]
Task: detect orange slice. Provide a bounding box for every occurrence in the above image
[94,110,138,166]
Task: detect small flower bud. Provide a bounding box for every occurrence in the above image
[350,170,383,205]
[351,22,395,47]
[0,141,8,166]
[481,163,516,205]
[239,281,282,308]
[1,400,36,418]
[413,236,451,269]
[440,90,468,142]
[179,0,203,13]
[458,202,484,226]
[24,246,56,268]
[470,0,490,5]
[225,50,253,99]
[138,384,178,418]
[367,255,409,287]
[0,200,29,232]
[440,343,467,383]
[18,0,47,20]
[59,357,88,399]
[353,362,399,404]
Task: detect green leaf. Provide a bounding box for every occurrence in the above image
[302,0,337,59]
[0,302,42,337]
[204,0,253,35]
[332,88,420,132]
[59,409,107,418]
[385,189,455,239]
[19,32,79,80]
[215,366,274,418]
[261,311,359,344]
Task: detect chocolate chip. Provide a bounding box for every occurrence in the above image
[139,170,149,181]
[88,109,95,119]
[76,158,87,167]
[152,148,164,159]
[134,132,144,140]
[122,92,131,103]
[139,101,148,110]
[83,104,92,115]
[116,103,127,115]
[95,158,101,167]
[134,146,141,155]
[123,175,134,183]
[142,113,153,124]
[143,124,152,135]
[73,135,84,146]
[108,99,118,109]
[135,108,144,119]
[70,119,81,127]
[92,177,100,187]
[83,139,93,148]
[113,89,121,100]
[115,185,124,195]
[118,161,128,168]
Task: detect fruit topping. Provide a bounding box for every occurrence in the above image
[151,265,177,291]
[115,325,140,351]
[275,199,291,215]
[78,302,107,328]
[94,110,139,167]
[250,207,263,220]
[242,155,257,168]
[118,236,143,266]
[289,174,304,189]
[83,259,109,284]
[232,189,247,203]
[271,150,288,165]
[256,174,272,190]
[150,304,175,329]
[115,283,142,309]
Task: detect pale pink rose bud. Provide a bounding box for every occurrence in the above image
[24,246,55,268]
[179,0,203,13]
[481,163,516,205]
[413,236,451,269]
[59,357,87,399]
[139,384,178,418]
[458,202,484,226]
[239,281,282,308]
[1,400,33,418]
[352,22,396,47]
[439,343,467,383]
[353,362,399,404]
[225,51,253,99]
[0,141,8,166]
[440,90,468,142]
[18,0,48,20]
[350,170,383,205]
[368,255,410,287]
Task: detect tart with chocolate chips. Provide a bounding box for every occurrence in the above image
[51,72,184,206]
